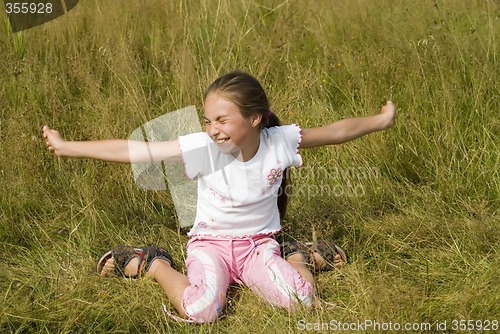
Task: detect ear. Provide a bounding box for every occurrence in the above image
[250,113,262,128]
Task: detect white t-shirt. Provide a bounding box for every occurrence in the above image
[178,124,302,237]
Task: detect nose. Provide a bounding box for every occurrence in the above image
[206,123,220,137]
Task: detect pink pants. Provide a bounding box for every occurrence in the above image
[180,234,313,323]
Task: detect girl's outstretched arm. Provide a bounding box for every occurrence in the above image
[299,101,395,148]
[42,126,182,163]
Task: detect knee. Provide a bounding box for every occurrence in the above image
[185,309,222,324]
[297,291,314,309]
[183,290,226,323]
[286,280,314,310]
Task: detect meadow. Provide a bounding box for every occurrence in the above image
[0,0,498,332]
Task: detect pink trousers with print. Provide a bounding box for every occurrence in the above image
[179,235,313,323]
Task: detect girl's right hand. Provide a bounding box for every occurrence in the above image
[42,125,66,156]
[380,101,396,129]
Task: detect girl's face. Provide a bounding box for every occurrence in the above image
[203,93,261,157]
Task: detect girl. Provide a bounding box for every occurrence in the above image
[43,71,395,323]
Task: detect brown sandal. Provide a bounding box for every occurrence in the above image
[97,245,174,278]
[281,240,348,273]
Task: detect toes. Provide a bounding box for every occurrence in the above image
[100,258,115,276]
[333,254,346,267]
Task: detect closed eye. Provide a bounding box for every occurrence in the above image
[204,115,229,125]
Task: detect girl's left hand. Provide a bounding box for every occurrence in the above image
[42,125,66,156]
[380,101,396,129]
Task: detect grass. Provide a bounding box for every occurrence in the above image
[0,0,498,332]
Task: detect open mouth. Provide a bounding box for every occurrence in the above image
[215,138,229,144]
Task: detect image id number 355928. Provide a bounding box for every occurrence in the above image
[450,320,498,331]
[5,2,53,14]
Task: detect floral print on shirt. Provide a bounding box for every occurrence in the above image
[267,167,283,186]
[209,187,228,203]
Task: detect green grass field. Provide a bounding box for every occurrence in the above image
[0,0,498,332]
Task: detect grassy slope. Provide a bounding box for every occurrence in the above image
[0,0,498,332]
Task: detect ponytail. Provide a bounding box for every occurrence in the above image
[265,111,290,221]
[266,111,281,128]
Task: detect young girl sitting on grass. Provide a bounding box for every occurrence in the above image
[43,71,395,323]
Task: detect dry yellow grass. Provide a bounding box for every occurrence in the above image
[0,0,498,332]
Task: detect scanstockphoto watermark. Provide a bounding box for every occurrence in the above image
[281,181,367,199]
[292,166,381,182]
[297,319,499,332]
[297,319,433,332]
[128,106,383,226]
[281,166,381,199]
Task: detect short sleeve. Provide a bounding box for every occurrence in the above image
[265,124,303,168]
[178,132,210,179]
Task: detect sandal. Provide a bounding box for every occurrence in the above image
[281,240,348,273]
[96,245,174,278]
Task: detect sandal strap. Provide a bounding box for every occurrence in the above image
[98,245,174,278]
[141,246,174,273]
[281,239,348,273]
[112,246,143,278]
[306,240,348,272]
[280,240,312,268]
